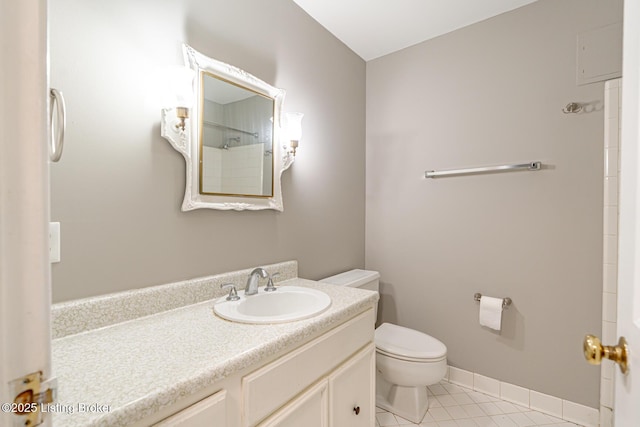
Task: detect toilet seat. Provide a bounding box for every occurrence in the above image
[375,323,447,361]
[376,348,446,363]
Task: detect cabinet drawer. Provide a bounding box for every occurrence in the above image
[243,309,374,427]
[154,389,226,427]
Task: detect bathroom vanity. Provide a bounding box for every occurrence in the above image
[50,262,378,427]
[153,309,374,427]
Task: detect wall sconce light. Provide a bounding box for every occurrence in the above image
[284,112,304,156]
[163,66,195,132]
[175,106,189,131]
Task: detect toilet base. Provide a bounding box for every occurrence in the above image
[376,374,429,423]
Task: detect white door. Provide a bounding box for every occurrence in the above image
[615,0,640,423]
[0,1,54,427]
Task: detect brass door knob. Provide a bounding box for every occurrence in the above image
[583,334,629,374]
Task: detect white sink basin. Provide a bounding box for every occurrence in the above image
[213,286,332,324]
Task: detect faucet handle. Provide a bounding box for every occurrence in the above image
[264,273,278,292]
[221,283,240,301]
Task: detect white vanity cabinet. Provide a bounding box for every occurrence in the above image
[151,309,375,427]
[256,344,375,427]
[242,309,375,427]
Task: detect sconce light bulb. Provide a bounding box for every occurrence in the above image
[290,140,299,156]
[174,107,190,132]
[284,112,303,157]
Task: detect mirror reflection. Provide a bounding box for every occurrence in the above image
[200,73,274,197]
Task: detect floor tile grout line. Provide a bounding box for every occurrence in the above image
[375,380,585,427]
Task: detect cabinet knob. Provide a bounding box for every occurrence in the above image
[353,406,360,415]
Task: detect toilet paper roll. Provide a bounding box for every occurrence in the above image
[479,296,503,331]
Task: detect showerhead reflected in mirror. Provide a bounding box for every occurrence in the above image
[200,73,274,197]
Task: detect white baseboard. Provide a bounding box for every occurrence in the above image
[446,366,600,427]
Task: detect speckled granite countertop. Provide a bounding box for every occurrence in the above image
[51,278,377,427]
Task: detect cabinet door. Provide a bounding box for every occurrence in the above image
[257,380,328,427]
[243,310,374,426]
[328,344,375,427]
[154,390,227,427]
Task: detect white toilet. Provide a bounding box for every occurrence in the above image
[320,269,447,423]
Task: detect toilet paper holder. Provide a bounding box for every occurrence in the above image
[474,293,512,309]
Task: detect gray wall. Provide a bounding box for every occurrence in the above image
[365,0,621,408]
[49,0,366,302]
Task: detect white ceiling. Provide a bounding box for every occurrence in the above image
[292,0,539,61]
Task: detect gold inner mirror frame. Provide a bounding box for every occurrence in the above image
[198,71,276,198]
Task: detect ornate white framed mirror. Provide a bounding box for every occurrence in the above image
[161,44,293,211]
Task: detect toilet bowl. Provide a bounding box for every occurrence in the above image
[375,322,447,422]
[319,269,448,423]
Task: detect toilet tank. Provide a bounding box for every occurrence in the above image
[319,269,380,293]
[320,269,380,322]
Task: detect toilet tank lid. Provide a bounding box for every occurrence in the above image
[375,323,447,360]
[319,269,380,288]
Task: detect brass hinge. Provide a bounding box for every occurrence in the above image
[8,371,57,426]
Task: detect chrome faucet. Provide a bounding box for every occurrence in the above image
[245,267,269,296]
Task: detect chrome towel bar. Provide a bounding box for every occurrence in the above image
[203,120,259,138]
[474,293,512,309]
[425,161,541,179]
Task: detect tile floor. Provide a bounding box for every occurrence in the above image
[375,381,584,427]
